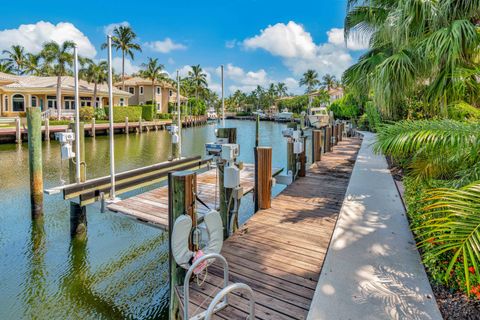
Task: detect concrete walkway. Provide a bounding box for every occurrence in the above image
[307,132,442,320]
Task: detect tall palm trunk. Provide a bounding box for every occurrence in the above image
[93,82,98,110]
[152,79,156,110]
[56,75,62,119]
[122,51,125,91]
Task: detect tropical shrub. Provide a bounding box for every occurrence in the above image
[375,120,480,296]
[357,114,368,130]
[103,106,142,122]
[236,111,251,117]
[365,102,382,132]
[277,95,328,114]
[156,113,172,119]
[328,95,360,120]
[448,102,480,121]
[94,106,107,120]
[188,98,207,115]
[79,106,94,121]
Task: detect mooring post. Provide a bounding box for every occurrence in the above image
[125,116,129,134]
[139,118,143,134]
[254,147,272,211]
[168,171,196,320]
[91,117,96,137]
[287,122,297,178]
[217,128,237,238]
[312,130,323,162]
[299,135,307,177]
[255,113,260,147]
[27,107,43,219]
[68,122,86,183]
[15,117,21,144]
[44,118,50,141]
[325,125,331,152]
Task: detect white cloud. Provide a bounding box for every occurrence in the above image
[244,21,316,59]
[0,21,97,58]
[327,27,369,51]
[167,57,175,64]
[216,63,272,93]
[112,57,140,75]
[103,21,130,36]
[283,77,301,95]
[145,38,187,53]
[243,21,364,78]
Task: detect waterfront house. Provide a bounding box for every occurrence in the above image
[0,72,131,117]
[115,76,187,113]
[309,87,344,104]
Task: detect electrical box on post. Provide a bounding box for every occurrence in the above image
[294,141,303,154]
[224,166,240,188]
[55,132,76,160]
[221,144,239,162]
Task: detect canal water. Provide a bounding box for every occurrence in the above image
[0,120,309,319]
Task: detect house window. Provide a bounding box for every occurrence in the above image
[12,94,25,112]
[139,101,144,106]
[47,96,57,109]
[4,95,8,111]
[95,97,100,108]
[128,87,135,94]
[118,86,122,90]
[139,86,144,95]
[80,97,92,107]
[31,96,38,107]
[64,96,75,110]
[157,102,161,111]
[156,86,161,95]
[169,90,173,97]
[119,98,125,106]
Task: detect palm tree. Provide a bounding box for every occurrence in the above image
[139,57,168,106]
[276,82,288,97]
[322,74,337,90]
[102,25,141,90]
[41,41,75,119]
[1,45,26,74]
[82,60,108,109]
[299,69,320,94]
[343,0,480,119]
[23,53,42,76]
[0,61,13,74]
[188,65,208,100]
[375,120,480,295]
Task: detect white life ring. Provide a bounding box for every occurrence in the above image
[171,210,224,269]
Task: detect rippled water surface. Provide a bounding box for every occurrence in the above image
[0,120,309,319]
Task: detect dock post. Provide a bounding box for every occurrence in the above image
[299,135,307,177]
[287,122,297,178]
[168,171,196,320]
[312,130,323,162]
[44,118,50,141]
[125,116,129,134]
[27,107,43,219]
[139,118,143,134]
[70,202,87,238]
[255,114,260,147]
[325,126,332,152]
[217,128,237,238]
[15,117,21,144]
[254,147,272,211]
[69,122,86,183]
[91,118,95,137]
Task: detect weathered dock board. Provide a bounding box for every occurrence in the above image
[176,137,362,319]
[107,164,281,229]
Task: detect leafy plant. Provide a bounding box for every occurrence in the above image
[79,106,94,121]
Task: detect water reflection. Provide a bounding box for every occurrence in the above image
[0,120,297,319]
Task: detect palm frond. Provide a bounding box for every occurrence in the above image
[419,183,480,295]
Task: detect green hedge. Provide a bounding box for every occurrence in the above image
[156,113,172,119]
[104,106,142,122]
[141,105,155,121]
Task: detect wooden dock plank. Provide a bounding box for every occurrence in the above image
[179,137,361,319]
[107,164,281,229]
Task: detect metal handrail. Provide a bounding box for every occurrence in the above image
[205,283,255,320]
[184,253,229,320]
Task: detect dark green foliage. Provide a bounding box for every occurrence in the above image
[94,107,107,120]
[365,102,382,132]
[277,95,328,114]
[328,95,360,120]
[103,106,142,122]
[156,113,172,119]
[141,104,155,121]
[187,98,207,115]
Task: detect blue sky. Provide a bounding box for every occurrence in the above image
[0,0,367,95]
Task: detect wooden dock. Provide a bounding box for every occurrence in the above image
[176,137,362,319]
[108,164,281,229]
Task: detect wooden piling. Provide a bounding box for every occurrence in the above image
[69,122,86,183]
[168,171,196,320]
[125,117,129,134]
[70,202,87,238]
[44,118,50,141]
[312,130,323,162]
[139,118,143,134]
[217,128,237,238]
[325,125,332,152]
[286,122,297,177]
[91,118,96,137]
[254,147,272,211]
[15,117,21,144]
[255,114,260,147]
[298,136,307,177]
[27,108,43,218]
